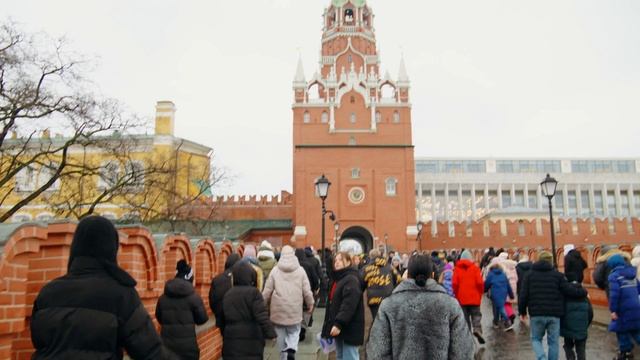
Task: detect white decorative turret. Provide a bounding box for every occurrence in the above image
[397,54,410,87]
[293,54,306,89]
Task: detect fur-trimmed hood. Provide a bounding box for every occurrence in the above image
[596,249,631,264]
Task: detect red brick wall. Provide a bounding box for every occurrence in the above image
[0,222,237,359]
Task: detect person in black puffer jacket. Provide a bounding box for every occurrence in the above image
[305,246,323,290]
[360,249,401,319]
[156,260,209,360]
[560,273,593,360]
[515,255,533,297]
[564,248,588,284]
[519,251,588,360]
[321,252,365,360]
[221,261,276,359]
[295,248,320,341]
[30,216,173,360]
[209,253,241,334]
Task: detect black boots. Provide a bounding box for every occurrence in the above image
[286,349,296,360]
[614,351,634,360]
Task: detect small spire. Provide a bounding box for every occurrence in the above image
[398,53,409,83]
[294,52,306,83]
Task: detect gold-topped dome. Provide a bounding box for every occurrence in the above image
[332,0,366,8]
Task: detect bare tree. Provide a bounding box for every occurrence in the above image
[0,21,146,222]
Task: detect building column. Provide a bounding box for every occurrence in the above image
[562,184,569,217]
[417,182,423,221]
[524,183,530,208]
[510,184,516,207]
[630,184,636,217]
[329,103,335,131]
[603,184,609,218]
[471,184,477,220]
[484,184,490,211]
[431,185,437,235]
[537,184,543,210]
[458,184,464,221]
[589,184,596,217]
[444,183,450,222]
[615,184,622,218]
[497,184,503,209]
[576,184,583,217]
[370,101,377,131]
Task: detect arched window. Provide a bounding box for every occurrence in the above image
[98,160,120,189]
[375,111,381,123]
[348,136,356,146]
[321,111,329,123]
[393,111,400,123]
[381,83,395,99]
[36,213,54,222]
[11,213,32,223]
[385,177,398,196]
[344,8,354,23]
[350,112,356,124]
[303,111,310,123]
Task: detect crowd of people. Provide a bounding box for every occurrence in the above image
[26,215,640,359]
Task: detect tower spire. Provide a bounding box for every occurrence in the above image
[293,52,306,83]
[398,53,409,83]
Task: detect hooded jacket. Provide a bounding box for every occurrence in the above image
[321,266,365,346]
[221,262,276,359]
[564,249,588,284]
[257,241,277,281]
[560,282,593,340]
[361,257,402,306]
[366,279,474,360]
[452,259,484,306]
[593,249,631,292]
[631,246,640,280]
[608,256,640,332]
[439,262,455,296]
[488,255,518,302]
[519,260,588,318]
[296,248,320,292]
[209,253,240,332]
[156,278,209,360]
[30,216,171,360]
[262,246,314,326]
[484,267,514,306]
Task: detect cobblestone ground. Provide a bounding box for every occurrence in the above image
[264,298,629,359]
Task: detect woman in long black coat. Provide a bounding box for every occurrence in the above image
[156,260,209,360]
[221,261,276,359]
[321,252,364,360]
[564,249,588,283]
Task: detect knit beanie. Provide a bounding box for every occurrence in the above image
[498,252,509,260]
[460,249,473,260]
[257,240,275,259]
[243,245,257,259]
[538,251,553,264]
[176,259,194,282]
[607,254,626,269]
[563,244,575,256]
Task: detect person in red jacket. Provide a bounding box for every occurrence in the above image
[453,249,485,344]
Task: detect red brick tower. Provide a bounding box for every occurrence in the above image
[292,0,417,253]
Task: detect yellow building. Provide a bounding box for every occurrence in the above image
[2,101,213,223]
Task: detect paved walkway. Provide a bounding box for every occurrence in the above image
[263,300,629,359]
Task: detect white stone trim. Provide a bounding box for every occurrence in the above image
[294,226,307,236]
[406,226,418,236]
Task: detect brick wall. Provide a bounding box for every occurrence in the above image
[0,222,239,360]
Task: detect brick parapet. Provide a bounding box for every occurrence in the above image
[0,222,238,359]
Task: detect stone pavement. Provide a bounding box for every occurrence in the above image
[264,299,629,359]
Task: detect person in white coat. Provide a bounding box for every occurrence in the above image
[263,245,315,360]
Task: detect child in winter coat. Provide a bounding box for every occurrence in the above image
[560,274,593,360]
[439,262,455,297]
[607,254,640,360]
[484,264,514,331]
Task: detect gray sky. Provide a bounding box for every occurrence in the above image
[5,0,640,195]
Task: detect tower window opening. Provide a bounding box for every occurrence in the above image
[321,111,329,123]
[303,111,310,123]
[350,112,356,124]
[350,96,355,104]
[348,54,352,63]
[375,111,381,123]
[393,111,400,123]
[344,9,354,23]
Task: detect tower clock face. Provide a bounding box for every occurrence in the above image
[348,187,365,204]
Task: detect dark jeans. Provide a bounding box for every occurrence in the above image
[492,302,509,324]
[369,305,380,320]
[461,305,482,332]
[563,337,586,360]
[617,329,640,352]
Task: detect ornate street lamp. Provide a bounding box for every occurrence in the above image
[416,221,424,252]
[384,233,389,256]
[541,173,559,268]
[314,174,331,306]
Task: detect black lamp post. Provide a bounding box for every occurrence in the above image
[416,221,424,252]
[314,174,331,295]
[384,233,389,256]
[541,173,559,268]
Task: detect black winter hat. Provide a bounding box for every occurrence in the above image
[176,259,194,282]
[69,216,119,266]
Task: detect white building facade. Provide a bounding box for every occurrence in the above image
[415,158,640,233]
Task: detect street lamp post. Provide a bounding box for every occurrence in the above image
[416,221,424,252]
[541,173,559,268]
[314,174,331,305]
[384,233,389,256]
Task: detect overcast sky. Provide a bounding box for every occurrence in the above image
[5,0,640,195]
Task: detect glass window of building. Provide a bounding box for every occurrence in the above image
[488,190,498,210]
[514,190,525,207]
[634,191,640,214]
[375,111,381,123]
[554,192,564,215]
[594,191,604,216]
[385,177,397,196]
[567,191,577,216]
[580,191,590,217]
[497,162,514,173]
[496,160,561,173]
[350,112,356,124]
[416,161,437,173]
[351,168,360,179]
[607,191,616,216]
[444,161,463,173]
[501,190,511,208]
[528,191,537,208]
[571,160,636,173]
[303,111,310,123]
[321,111,329,123]
[621,190,630,216]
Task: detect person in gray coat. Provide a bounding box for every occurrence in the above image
[366,254,475,360]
